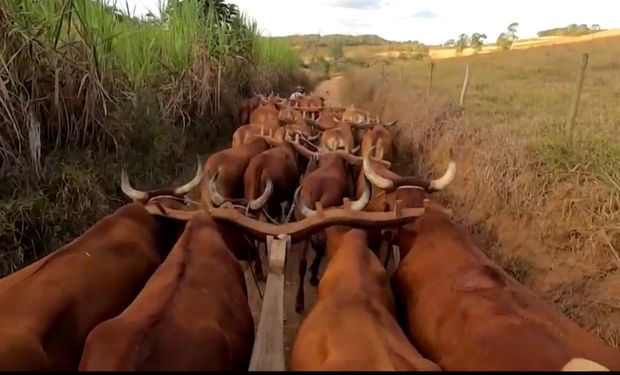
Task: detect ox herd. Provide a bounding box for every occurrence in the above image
[0,89,619,372]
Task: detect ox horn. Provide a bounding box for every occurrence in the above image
[384,120,398,127]
[561,358,609,372]
[294,186,316,218]
[248,178,273,211]
[351,145,360,154]
[207,169,225,206]
[120,169,148,202]
[288,136,318,159]
[173,156,204,196]
[362,148,394,190]
[307,133,321,141]
[349,176,371,211]
[351,122,373,129]
[429,149,457,192]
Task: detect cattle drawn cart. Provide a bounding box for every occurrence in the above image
[142,195,427,371]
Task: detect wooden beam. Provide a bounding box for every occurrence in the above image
[248,235,289,371]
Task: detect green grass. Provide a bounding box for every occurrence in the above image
[0,0,309,276]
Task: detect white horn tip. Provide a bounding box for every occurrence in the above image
[561,358,609,371]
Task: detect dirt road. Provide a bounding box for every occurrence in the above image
[243,75,344,368]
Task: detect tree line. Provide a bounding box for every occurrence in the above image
[443,22,604,54]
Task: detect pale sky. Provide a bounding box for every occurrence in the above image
[116,0,620,45]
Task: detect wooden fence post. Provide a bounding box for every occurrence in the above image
[459,64,470,108]
[427,61,435,98]
[566,53,589,148]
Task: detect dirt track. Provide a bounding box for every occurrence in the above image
[243,76,344,368]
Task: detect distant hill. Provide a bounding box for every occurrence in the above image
[271,34,391,49]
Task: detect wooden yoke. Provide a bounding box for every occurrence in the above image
[249,234,289,371]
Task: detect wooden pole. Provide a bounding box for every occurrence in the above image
[459,64,470,108]
[427,61,435,98]
[566,53,589,148]
[249,234,289,372]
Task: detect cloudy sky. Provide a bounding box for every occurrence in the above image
[119,0,620,45]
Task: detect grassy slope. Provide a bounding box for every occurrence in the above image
[0,0,311,276]
[339,35,620,347]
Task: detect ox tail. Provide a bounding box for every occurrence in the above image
[248,174,273,211]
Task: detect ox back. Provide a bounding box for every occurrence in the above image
[290,226,441,371]
[78,212,254,371]
[392,203,620,371]
[0,203,184,371]
[201,138,270,200]
[244,143,302,211]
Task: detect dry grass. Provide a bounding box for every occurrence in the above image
[339,35,620,347]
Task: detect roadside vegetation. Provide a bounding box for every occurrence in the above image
[0,0,309,276]
[339,35,620,347]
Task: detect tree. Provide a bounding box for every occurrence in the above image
[455,33,469,54]
[592,24,601,30]
[444,39,455,47]
[470,33,487,51]
[497,22,519,50]
[508,22,519,36]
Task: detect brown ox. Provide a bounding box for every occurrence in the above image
[209,136,310,280]
[290,226,441,371]
[78,212,254,371]
[358,118,398,162]
[291,94,325,120]
[249,94,283,126]
[392,200,620,371]
[199,138,270,207]
[291,148,373,312]
[272,108,313,143]
[358,149,457,268]
[0,203,188,371]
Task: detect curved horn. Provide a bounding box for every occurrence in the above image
[307,133,321,141]
[120,169,148,201]
[207,169,225,206]
[351,145,361,154]
[294,186,316,218]
[350,122,373,129]
[174,156,203,195]
[362,146,394,190]
[384,120,398,127]
[561,358,609,371]
[350,176,371,211]
[288,137,318,159]
[248,178,273,210]
[429,149,457,191]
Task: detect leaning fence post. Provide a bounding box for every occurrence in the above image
[427,61,435,98]
[459,63,470,108]
[565,53,589,149]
